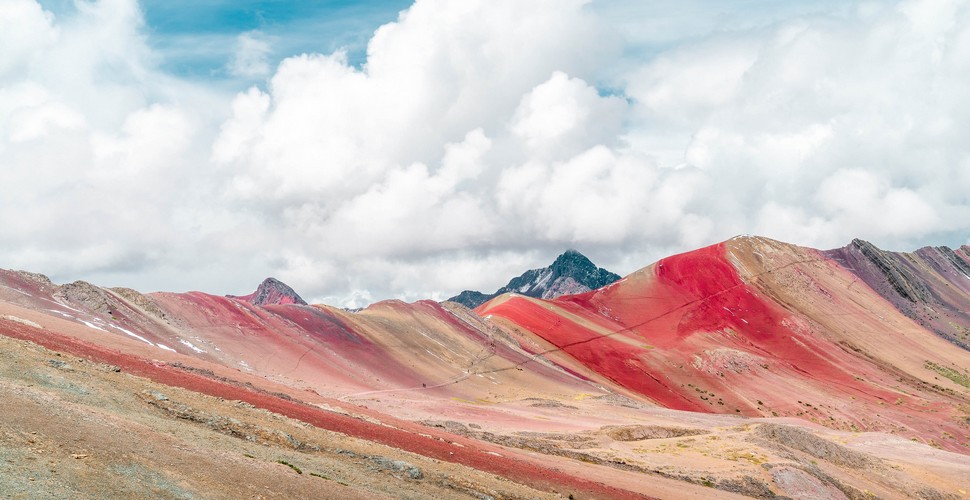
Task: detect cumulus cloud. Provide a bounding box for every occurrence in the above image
[5,0,970,306]
[0,0,221,286]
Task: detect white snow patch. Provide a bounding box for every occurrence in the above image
[110,324,155,347]
[79,320,107,332]
[157,344,176,352]
[43,299,83,313]
[179,339,207,353]
[534,270,553,289]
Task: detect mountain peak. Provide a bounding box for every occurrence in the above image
[229,277,307,306]
[551,249,596,270]
[448,250,621,309]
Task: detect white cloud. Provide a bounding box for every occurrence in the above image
[0,0,221,284]
[229,31,272,78]
[511,71,626,161]
[0,0,58,77]
[5,0,970,306]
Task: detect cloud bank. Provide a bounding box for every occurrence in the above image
[4,0,970,306]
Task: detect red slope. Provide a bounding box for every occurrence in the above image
[479,240,970,451]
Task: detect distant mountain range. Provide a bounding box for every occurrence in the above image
[448,249,621,308]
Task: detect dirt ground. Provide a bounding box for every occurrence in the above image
[0,332,576,499]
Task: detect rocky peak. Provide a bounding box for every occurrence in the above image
[229,278,307,306]
[448,250,621,309]
[549,249,603,280]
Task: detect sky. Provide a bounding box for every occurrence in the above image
[3,0,970,307]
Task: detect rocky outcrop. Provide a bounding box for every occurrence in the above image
[825,239,970,351]
[448,250,620,308]
[840,239,931,303]
[110,287,169,322]
[55,281,114,315]
[228,277,307,306]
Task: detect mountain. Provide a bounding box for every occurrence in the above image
[2,236,970,498]
[448,249,621,308]
[478,236,970,453]
[227,277,307,306]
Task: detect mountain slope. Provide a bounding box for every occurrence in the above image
[479,236,970,453]
[449,249,620,308]
[825,239,970,349]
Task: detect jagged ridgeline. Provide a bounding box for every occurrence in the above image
[449,249,621,309]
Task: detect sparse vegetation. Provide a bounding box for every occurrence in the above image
[278,459,303,474]
[924,360,970,388]
[309,472,349,486]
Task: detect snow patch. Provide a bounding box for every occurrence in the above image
[157,344,176,352]
[79,319,107,332]
[179,339,207,353]
[110,324,156,347]
[534,269,553,289]
[47,309,74,318]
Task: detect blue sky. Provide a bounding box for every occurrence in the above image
[40,0,411,79]
[34,0,853,81]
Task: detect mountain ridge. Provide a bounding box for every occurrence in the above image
[448,249,621,308]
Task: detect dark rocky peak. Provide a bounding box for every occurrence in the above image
[549,249,613,282]
[448,250,621,309]
[449,290,491,309]
[229,278,307,306]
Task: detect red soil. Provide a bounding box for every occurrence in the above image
[481,243,914,417]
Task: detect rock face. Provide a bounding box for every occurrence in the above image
[228,278,307,306]
[448,250,621,308]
